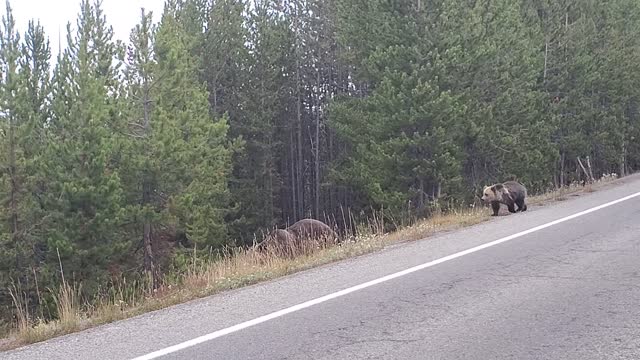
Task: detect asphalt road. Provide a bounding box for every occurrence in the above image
[3,174,640,360]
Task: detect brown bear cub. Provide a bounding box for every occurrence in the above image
[481,181,528,216]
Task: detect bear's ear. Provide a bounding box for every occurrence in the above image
[493,184,503,192]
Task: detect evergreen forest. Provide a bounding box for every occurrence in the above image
[1,0,639,327]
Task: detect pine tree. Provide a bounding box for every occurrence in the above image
[330,1,466,220]
[122,7,161,287]
[0,0,23,279]
[14,18,53,294]
[0,1,54,317]
[288,0,346,224]
[18,19,51,156]
[152,2,234,252]
[40,0,127,292]
[198,0,258,243]
[450,0,556,191]
[223,0,296,242]
[202,0,247,117]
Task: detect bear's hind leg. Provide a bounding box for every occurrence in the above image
[491,201,500,216]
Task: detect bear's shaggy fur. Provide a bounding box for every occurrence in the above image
[481,181,528,216]
[285,218,338,244]
[258,219,338,258]
[259,229,298,258]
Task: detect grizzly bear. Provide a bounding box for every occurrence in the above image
[480,181,528,216]
[285,218,338,244]
[258,219,339,258]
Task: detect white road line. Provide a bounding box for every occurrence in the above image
[131,190,640,360]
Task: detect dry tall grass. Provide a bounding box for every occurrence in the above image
[0,174,621,351]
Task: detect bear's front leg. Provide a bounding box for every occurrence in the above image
[507,203,517,213]
[491,201,500,216]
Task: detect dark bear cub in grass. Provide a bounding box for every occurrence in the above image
[481,181,528,216]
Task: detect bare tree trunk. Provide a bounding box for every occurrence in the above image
[290,131,298,221]
[266,155,274,223]
[564,12,569,65]
[577,157,587,182]
[142,188,157,290]
[620,140,626,177]
[559,151,565,187]
[295,62,304,220]
[261,77,274,223]
[586,156,595,182]
[142,75,158,290]
[212,79,218,114]
[577,157,593,184]
[314,71,321,219]
[543,41,549,83]
[328,119,335,213]
[417,178,425,211]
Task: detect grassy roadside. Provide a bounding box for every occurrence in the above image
[0,174,626,351]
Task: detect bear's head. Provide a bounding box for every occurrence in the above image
[268,229,296,245]
[258,228,299,258]
[481,184,505,203]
